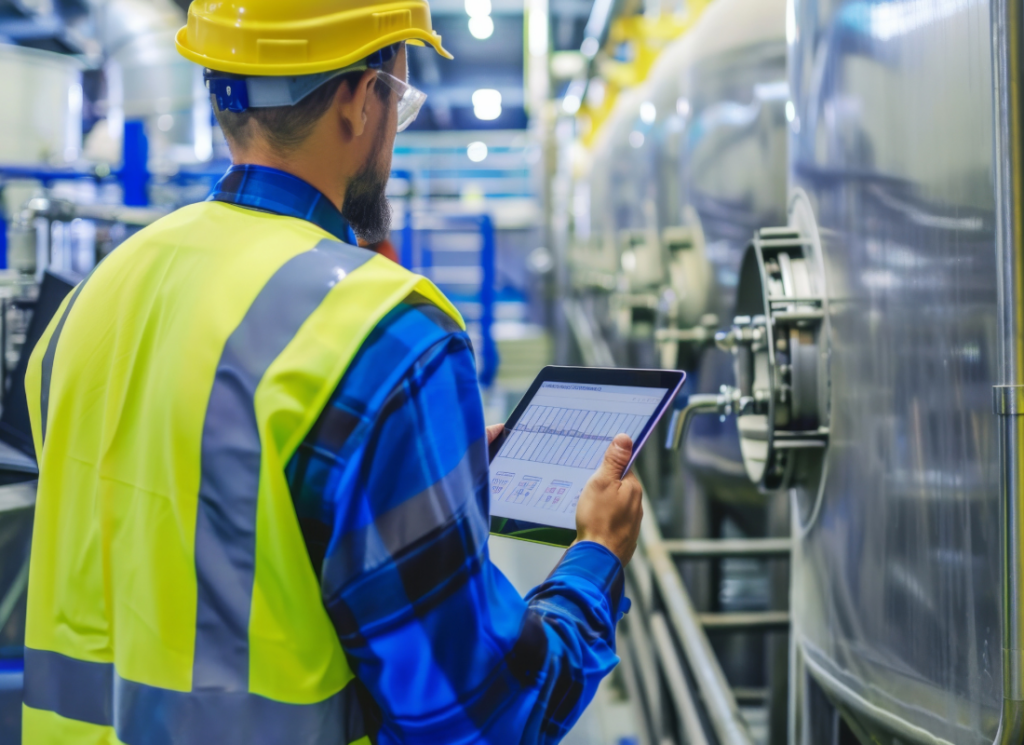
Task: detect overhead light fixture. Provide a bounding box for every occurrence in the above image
[472,89,502,121]
[563,94,581,114]
[465,0,491,16]
[528,3,548,57]
[639,102,656,124]
[467,141,489,162]
[468,15,494,39]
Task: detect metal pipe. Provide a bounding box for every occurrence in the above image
[563,297,616,367]
[992,0,1024,738]
[640,494,754,745]
[661,537,792,559]
[994,386,1024,744]
[654,325,716,343]
[619,628,655,745]
[665,393,724,451]
[626,597,666,739]
[649,612,710,745]
[18,197,165,228]
[698,611,790,633]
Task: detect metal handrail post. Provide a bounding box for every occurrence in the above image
[649,612,710,745]
[640,494,754,745]
[992,0,1024,739]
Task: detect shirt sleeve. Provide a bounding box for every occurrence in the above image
[288,304,628,745]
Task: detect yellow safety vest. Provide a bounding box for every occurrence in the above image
[20,201,464,744]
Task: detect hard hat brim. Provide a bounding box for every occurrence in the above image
[175,28,453,78]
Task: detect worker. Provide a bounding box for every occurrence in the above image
[19,1,643,743]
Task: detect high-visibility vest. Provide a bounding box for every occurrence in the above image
[20,201,464,745]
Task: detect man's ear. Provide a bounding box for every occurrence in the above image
[334,70,378,139]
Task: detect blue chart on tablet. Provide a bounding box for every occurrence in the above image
[490,382,666,530]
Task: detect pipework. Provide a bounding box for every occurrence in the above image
[991,0,1024,739]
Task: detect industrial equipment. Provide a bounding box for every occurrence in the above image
[2,0,1022,740]
[558,0,1022,741]
[561,0,792,739]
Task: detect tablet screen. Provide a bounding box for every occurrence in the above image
[490,381,670,530]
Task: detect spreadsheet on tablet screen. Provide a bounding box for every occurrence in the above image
[489,382,667,530]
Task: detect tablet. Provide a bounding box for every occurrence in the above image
[488,366,686,548]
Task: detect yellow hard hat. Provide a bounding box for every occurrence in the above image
[175,0,453,77]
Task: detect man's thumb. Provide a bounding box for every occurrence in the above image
[598,434,634,480]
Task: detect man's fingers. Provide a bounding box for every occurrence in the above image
[622,471,642,497]
[622,470,641,488]
[486,424,504,445]
[597,434,633,480]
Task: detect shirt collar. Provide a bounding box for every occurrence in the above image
[208,164,358,245]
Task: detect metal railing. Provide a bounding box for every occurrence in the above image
[564,295,766,745]
[623,492,758,745]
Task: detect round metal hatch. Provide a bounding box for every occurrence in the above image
[716,195,831,514]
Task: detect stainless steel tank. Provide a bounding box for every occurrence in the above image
[785,0,1002,742]
[674,0,789,521]
[0,44,83,166]
[96,0,214,170]
[580,0,788,508]
[572,1,792,740]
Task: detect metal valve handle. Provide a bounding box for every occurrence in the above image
[665,387,752,451]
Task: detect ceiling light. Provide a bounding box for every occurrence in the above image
[465,0,491,16]
[563,94,581,114]
[528,6,548,56]
[639,102,656,124]
[468,15,494,39]
[475,105,502,121]
[472,89,502,121]
[628,130,644,149]
[467,141,489,162]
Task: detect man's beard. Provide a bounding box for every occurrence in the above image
[342,123,392,244]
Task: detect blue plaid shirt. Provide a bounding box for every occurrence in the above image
[211,165,628,744]
[209,164,359,244]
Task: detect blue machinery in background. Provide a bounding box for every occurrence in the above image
[0,121,220,200]
[397,208,500,387]
[0,143,501,386]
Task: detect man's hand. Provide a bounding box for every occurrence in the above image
[573,434,643,566]
[486,424,504,445]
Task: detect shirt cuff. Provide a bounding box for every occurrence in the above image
[552,541,630,619]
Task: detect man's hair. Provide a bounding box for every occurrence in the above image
[215,50,399,153]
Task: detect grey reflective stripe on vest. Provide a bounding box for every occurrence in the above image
[39,280,89,443]
[193,238,372,694]
[23,648,372,745]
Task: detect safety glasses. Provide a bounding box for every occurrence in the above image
[375,71,427,133]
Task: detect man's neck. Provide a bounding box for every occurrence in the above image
[232,150,347,213]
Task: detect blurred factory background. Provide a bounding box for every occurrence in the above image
[2,0,1024,744]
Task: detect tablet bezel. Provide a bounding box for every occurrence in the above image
[488,366,686,548]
